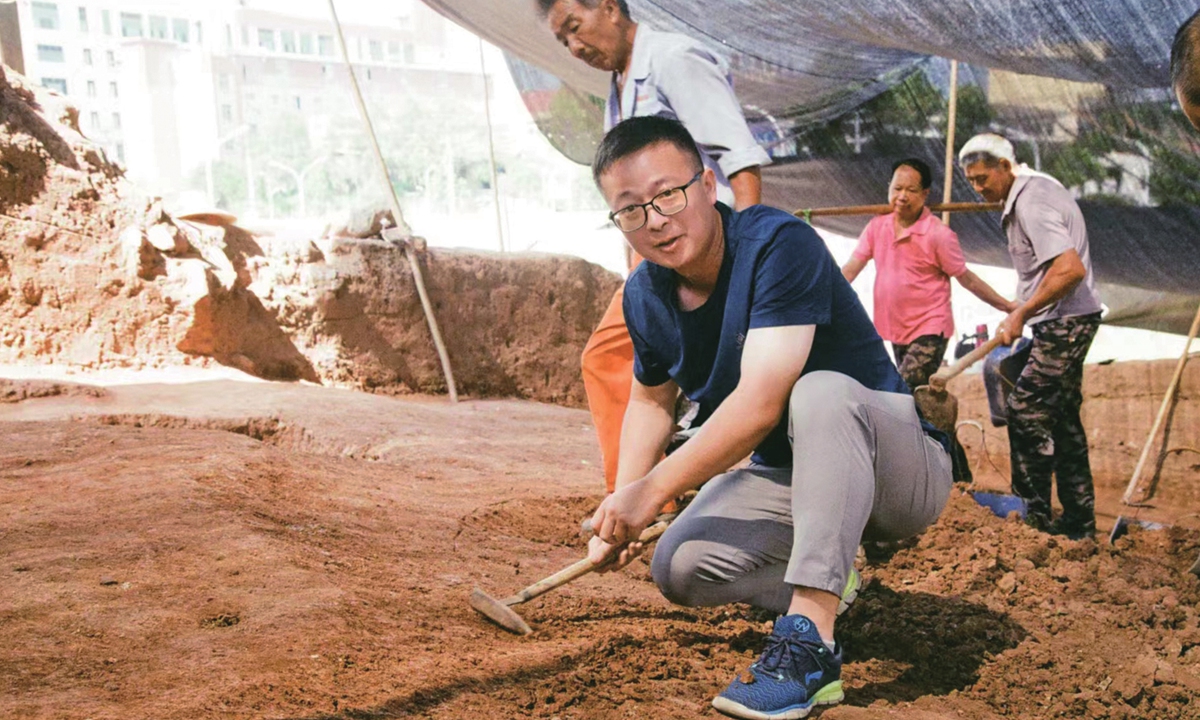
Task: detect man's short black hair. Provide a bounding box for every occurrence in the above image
[535,0,631,20]
[592,116,704,186]
[1172,8,1200,107]
[891,158,932,190]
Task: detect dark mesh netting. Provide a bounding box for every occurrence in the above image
[422,0,1200,334]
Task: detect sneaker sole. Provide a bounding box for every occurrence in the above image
[712,680,844,720]
[837,569,860,617]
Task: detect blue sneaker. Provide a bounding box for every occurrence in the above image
[712,614,843,720]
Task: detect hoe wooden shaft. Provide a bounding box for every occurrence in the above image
[929,336,1004,391]
[470,520,671,635]
[503,521,670,605]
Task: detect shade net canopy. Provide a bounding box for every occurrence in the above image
[422,0,1200,335]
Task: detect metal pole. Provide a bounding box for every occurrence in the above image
[942,59,960,225]
[325,0,459,402]
[479,37,505,252]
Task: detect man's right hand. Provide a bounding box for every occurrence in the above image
[588,535,647,573]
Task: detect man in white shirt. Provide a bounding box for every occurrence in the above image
[537,0,770,494]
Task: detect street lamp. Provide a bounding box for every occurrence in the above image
[205,124,251,209]
[267,155,331,217]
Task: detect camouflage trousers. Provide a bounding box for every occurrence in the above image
[1006,313,1101,533]
[892,334,950,390]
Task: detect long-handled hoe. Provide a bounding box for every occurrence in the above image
[470,519,671,635]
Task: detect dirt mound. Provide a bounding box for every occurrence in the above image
[0,64,618,405]
[0,378,106,403]
[3,383,1198,719]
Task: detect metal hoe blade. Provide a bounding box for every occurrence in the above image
[469,588,532,636]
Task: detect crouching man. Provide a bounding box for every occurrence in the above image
[586,116,953,719]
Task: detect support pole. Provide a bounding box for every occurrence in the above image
[942,59,960,225]
[326,0,459,402]
[479,37,505,253]
[795,201,1001,220]
[1121,298,1200,504]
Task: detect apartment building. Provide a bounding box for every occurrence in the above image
[9,0,488,204]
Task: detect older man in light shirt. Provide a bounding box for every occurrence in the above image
[960,133,1103,539]
[537,0,770,495]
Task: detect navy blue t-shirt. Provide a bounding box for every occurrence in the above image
[623,203,909,468]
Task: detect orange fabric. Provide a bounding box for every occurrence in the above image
[582,249,645,493]
[582,282,635,494]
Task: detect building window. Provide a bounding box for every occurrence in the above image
[109,81,118,98]
[387,40,400,62]
[42,77,68,94]
[194,21,202,43]
[221,104,233,122]
[78,7,88,32]
[102,9,111,35]
[294,96,301,110]
[281,30,296,53]
[120,12,143,38]
[225,24,232,48]
[87,79,96,96]
[37,45,65,62]
[32,2,60,30]
[404,43,415,64]
[172,18,189,43]
[115,143,124,163]
[106,50,116,67]
[300,32,313,54]
[149,16,167,39]
[318,34,334,57]
[369,39,383,61]
[111,112,120,129]
[89,111,99,128]
[257,28,275,52]
[218,73,230,91]
[365,68,372,81]
[83,48,92,64]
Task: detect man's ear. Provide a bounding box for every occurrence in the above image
[702,167,718,205]
[999,158,1013,174]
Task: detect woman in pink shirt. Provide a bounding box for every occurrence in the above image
[842,158,1016,390]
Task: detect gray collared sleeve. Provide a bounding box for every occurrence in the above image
[655,45,771,179]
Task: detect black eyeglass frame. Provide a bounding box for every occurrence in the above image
[608,171,703,232]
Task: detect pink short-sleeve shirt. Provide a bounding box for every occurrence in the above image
[852,208,967,345]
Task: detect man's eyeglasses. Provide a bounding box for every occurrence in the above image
[608,172,702,232]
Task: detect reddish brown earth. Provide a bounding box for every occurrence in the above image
[2,374,1199,720]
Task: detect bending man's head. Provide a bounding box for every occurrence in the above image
[1172,8,1200,129]
[537,0,634,72]
[592,116,719,273]
[958,134,1017,204]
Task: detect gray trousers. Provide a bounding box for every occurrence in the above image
[650,371,953,614]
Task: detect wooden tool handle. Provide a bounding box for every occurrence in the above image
[504,521,670,606]
[1121,298,1200,504]
[929,336,1004,391]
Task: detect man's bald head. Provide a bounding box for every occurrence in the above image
[1171,8,1200,129]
